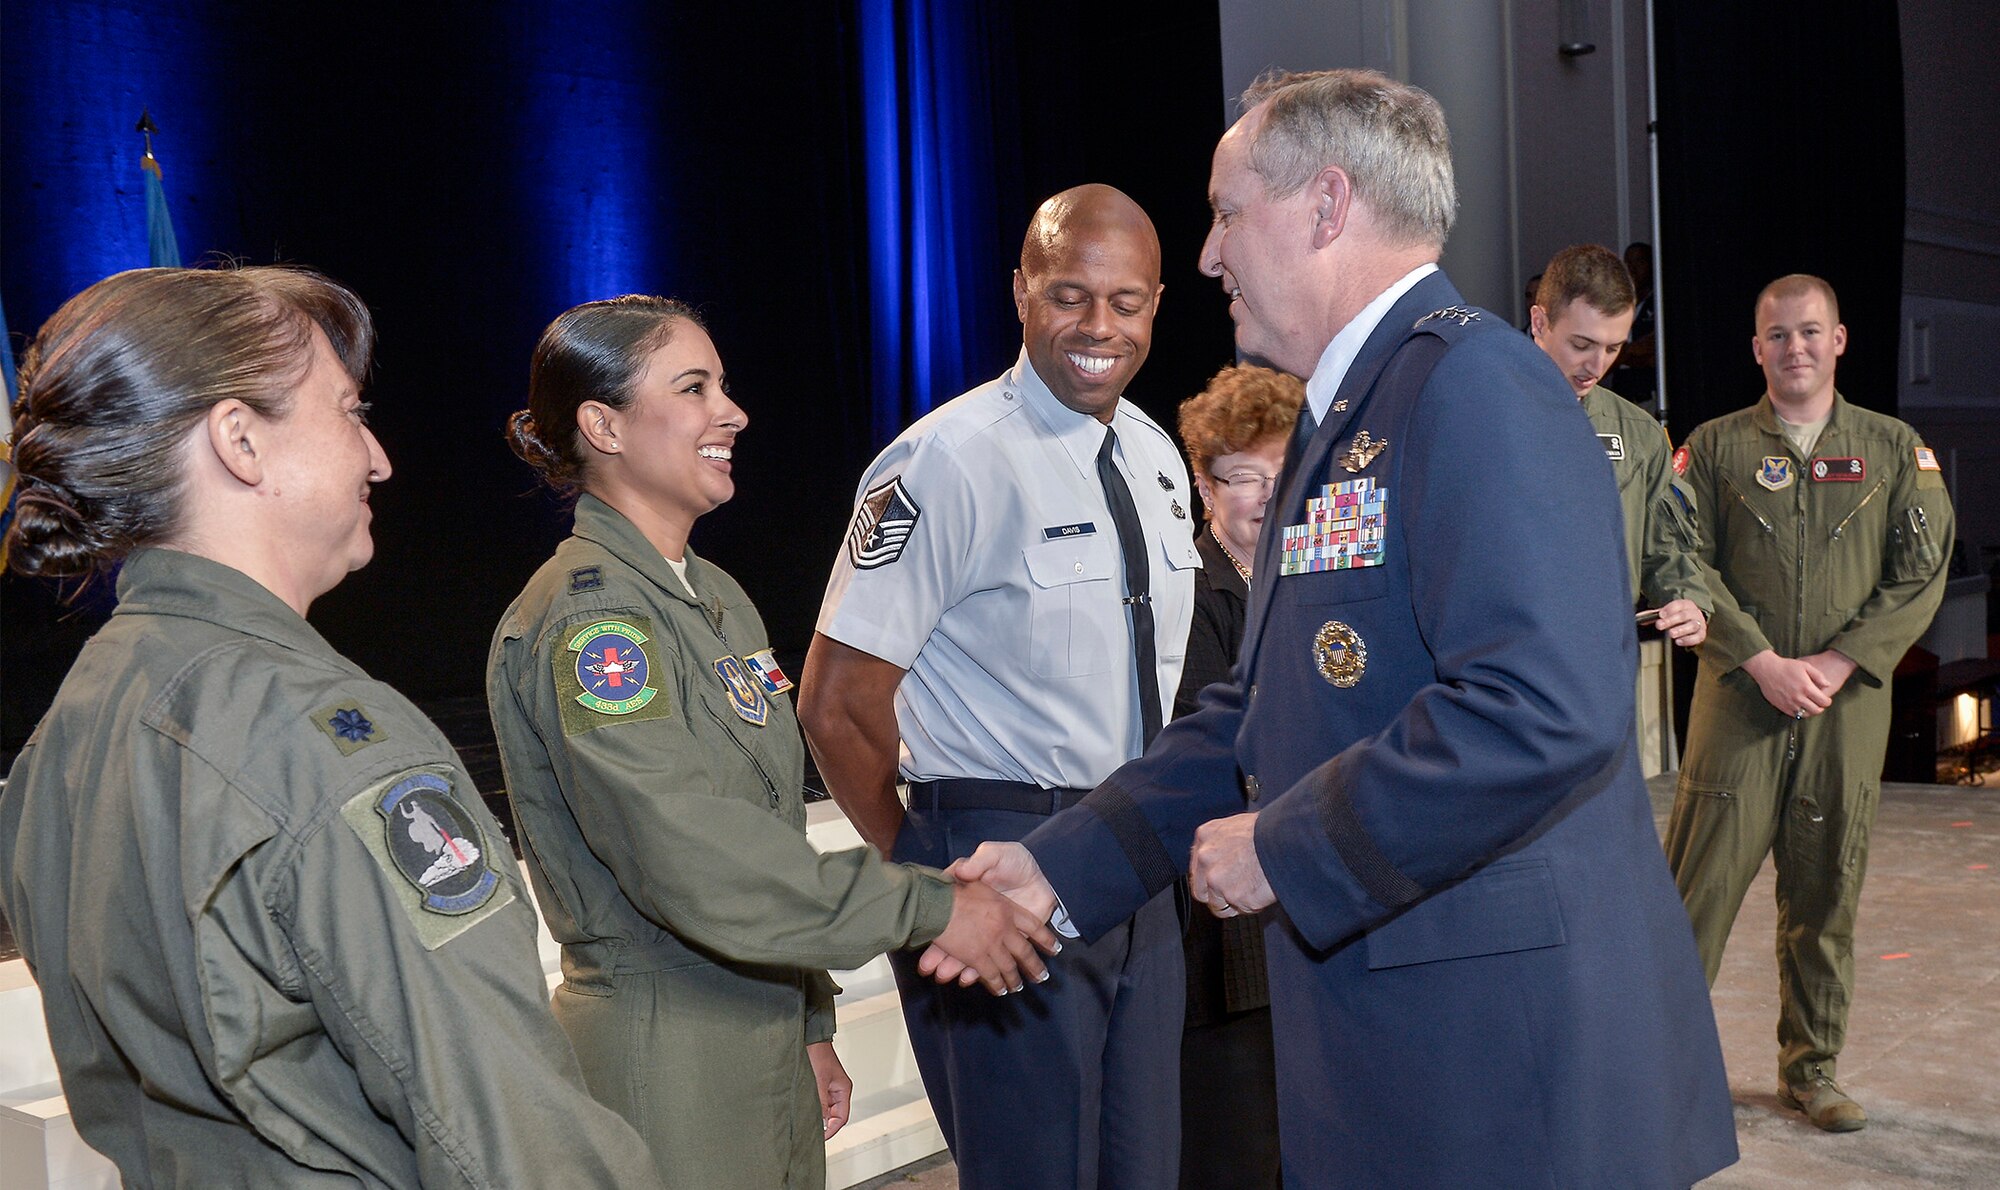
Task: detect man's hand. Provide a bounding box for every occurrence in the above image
[1652,598,1707,648]
[1189,813,1276,917]
[1801,649,1859,698]
[948,842,1058,920]
[806,1041,852,1139]
[918,877,1060,995]
[1741,649,1836,718]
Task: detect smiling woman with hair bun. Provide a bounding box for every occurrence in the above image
[485,295,1054,1188]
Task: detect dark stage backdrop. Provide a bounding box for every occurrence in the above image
[1653,1,1906,441]
[1,3,1233,756]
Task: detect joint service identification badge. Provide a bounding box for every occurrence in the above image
[1314,621,1367,687]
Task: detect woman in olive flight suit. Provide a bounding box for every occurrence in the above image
[486,296,1054,1189]
[0,266,660,1188]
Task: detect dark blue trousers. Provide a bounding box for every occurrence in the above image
[891,798,1183,1190]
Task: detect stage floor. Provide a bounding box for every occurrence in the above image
[859,775,2000,1189]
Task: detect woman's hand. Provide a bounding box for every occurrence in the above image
[806,1040,852,1139]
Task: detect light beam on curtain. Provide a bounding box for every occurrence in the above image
[859,0,1008,444]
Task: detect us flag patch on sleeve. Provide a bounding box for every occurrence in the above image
[848,476,922,569]
[1914,446,1940,471]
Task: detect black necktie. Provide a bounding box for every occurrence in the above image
[1096,425,1161,748]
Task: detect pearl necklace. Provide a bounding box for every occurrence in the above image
[1210,523,1252,586]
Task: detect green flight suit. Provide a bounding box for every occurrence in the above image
[1580,384,1712,612]
[486,494,955,1190]
[1665,394,1952,1085]
[0,548,661,1188]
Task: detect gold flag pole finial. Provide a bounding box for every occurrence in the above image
[136,110,161,177]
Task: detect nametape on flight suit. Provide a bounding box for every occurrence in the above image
[712,655,770,726]
[311,701,390,757]
[341,765,511,948]
[1811,456,1864,482]
[1598,433,1625,461]
[1915,447,1940,471]
[1756,456,1794,491]
[1281,477,1387,575]
[553,617,673,736]
[1042,522,1097,540]
[743,647,793,696]
[848,476,921,569]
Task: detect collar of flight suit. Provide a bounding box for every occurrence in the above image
[1750,390,1850,452]
[569,491,714,610]
[111,547,346,660]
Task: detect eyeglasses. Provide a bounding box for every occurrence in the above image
[1209,471,1278,497]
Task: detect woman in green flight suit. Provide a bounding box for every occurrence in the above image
[486,296,1052,1189]
[0,266,661,1188]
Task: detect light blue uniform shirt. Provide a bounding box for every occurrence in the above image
[818,351,1198,789]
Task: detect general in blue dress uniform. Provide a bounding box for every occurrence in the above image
[992,72,1738,1188]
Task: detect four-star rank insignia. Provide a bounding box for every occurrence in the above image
[1313,621,1367,687]
[1756,456,1794,491]
[713,655,771,726]
[569,620,661,715]
[1419,306,1481,326]
[1339,430,1389,473]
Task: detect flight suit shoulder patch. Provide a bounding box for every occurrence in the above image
[1913,446,1947,489]
[551,615,674,736]
[310,701,390,756]
[339,764,512,949]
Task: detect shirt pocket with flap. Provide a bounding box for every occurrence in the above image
[1023,534,1119,677]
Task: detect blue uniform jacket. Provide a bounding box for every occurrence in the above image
[1026,273,1738,1187]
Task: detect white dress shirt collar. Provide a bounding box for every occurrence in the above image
[1304,262,1439,422]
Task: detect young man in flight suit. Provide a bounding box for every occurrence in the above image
[1668,273,1954,1132]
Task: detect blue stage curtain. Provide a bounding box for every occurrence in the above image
[858,0,1016,442]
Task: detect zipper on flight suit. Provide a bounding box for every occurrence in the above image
[1788,463,1810,764]
[1828,478,1887,541]
[1722,479,1776,535]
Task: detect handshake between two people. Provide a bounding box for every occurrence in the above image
[911,812,1277,995]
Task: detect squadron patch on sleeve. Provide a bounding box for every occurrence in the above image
[1673,445,1690,476]
[341,766,513,949]
[847,476,922,570]
[552,616,674,736]
[311,702,389,757]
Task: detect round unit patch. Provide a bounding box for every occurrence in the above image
[1314,621,1368,688]
[569,620,660,715]
[374,772,499,915]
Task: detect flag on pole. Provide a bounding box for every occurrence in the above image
[138,110,182,268]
